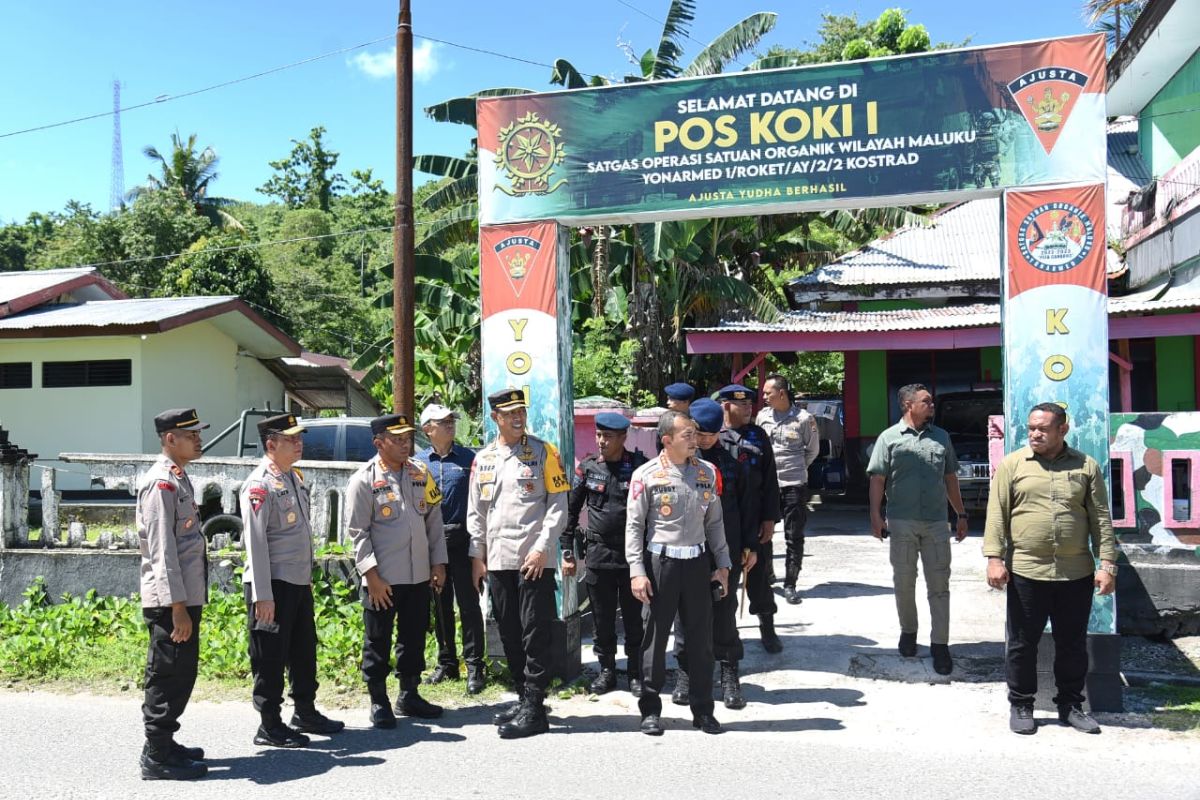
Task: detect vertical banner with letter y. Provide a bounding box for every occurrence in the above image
[1001,182,1113,633]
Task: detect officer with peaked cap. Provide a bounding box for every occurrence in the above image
[670,398,757,710]
[137,408,209,780]
[663,383,695,413]
[242,413,344,748]
[717,385,784,654]
[561,411,647,695]
[346,413,448,729]
[468,388,570,739]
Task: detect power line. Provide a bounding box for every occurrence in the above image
[413,34,603,80]
[613,0,753,72]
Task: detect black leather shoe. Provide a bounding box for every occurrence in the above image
[590,667,617,694]
[498,691,549,739]
[671,671,690,705]
[425,664,459,684]
[628,674,643,698]
[783,586,803,605]
[492,693,524,725]
[1058,704,1101,734]
[898,632,918,657]
[931,643,953,675]
[721,663,746,710]
[254,723,310,748]
[466,664,486,695]
[141,743,206,781]
[170,741,205,761]
[759,616,783,654]
[692,714,723,734]
[1009,705,1036,735]
[397,689,444,719]
[290,709,345,734]
[370,703,397,729]
[640,714,664,736]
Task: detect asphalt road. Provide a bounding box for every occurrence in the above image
[2,514,1196,799]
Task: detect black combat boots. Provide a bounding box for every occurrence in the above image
[368,680,397,729]
[759,614,783,653]
[497,687,549,739]
[140,740,206,781]
[396,675,444,718]
[721,662,746,710]
[590,660,617,694]
[493,683,525,725]
[671,670,691,705]
[290,702,345,735]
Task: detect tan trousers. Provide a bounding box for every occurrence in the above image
[888,519,952,645]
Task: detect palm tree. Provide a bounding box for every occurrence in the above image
[130,132,243,230]
[1083,0,1148,50]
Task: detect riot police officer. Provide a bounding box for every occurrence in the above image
[561,412,647,695]
[718,385,783,653]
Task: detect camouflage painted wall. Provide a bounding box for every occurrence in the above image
[1110,412,1200,557]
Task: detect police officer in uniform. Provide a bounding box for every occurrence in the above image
[242,413,344,748]
[663,382,695,413]
[137,408,209,781]
[468,388,570,739]
[416,404,485,694]
[671,399,757,710]
[627,411,731,736]
[561,412,647,695]
[757,374,820,605]
[718,385,783,653]
[347,413,448,728]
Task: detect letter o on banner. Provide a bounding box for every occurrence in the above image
[1043,354,1073,381]
[507,351,533,375]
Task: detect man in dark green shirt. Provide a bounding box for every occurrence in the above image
[984,402,1118,736]
[867,383,968,675]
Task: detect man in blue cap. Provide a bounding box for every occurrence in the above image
[671,398,757,710]
[718,384,783,654]
[663,383,695,413]
[561,411,648,695]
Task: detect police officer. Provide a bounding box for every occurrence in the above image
[671,399,757,710]
[718,385,783,653]
[468,388,570,739]
[347,413,448,729]
[663,382,695,413]
[416,403,485,694]
[137,408,209,781]
[561,411,647,696]
[757,374,820,605]
[242,413,344,748]
[627,411,731,736]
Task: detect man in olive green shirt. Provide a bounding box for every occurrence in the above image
[984,402,1118,736]
[867,384,968,676]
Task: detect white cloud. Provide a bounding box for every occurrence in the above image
[349,41,440,82]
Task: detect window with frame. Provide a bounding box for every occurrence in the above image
[0,362,33,389]
[42,359,132,388]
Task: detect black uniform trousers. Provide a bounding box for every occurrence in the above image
[780,484,810,585]
[488,569,557,691]
[674,559,744,667]
[433,532,485,669]
[638,552,715,718]
[1005,573,1093,707]
[142,605,202,744]
[745,541,777,617]
[585,566,643,674]
[362,581,431,682]
[245,580,319,725]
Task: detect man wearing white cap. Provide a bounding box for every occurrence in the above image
[416,403,485,694]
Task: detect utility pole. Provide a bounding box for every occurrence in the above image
[393,0,415,415]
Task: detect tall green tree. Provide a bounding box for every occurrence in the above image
[130,132,243,230]
[258,126,346,212]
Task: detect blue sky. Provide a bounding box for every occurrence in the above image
[0,1,1103,223]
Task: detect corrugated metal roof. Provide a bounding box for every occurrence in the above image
[0,268,99,304]
[790,123,1151,295]
[0,296,235,330]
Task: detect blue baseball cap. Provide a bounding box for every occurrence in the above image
[717,384,756,402]
[689,399,724,433]
[664,382,695,401]
[594,412,630,431]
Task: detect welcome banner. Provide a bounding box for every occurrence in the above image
[478,34,1106,225]
[1001,182,1113,633]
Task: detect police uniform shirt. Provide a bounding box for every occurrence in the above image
[346,455,448,586]
[756,405,820,488]
[137,454,207,608]
[625,453,732,578]
[698,443,752,557]
[563,449,647,570]
[720,424,781,529]
[467,434,570,570]
[241,458,314,602]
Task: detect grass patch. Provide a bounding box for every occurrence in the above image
[1146,685,1200,733]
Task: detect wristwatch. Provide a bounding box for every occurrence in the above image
[1099,563,1118,576]
[562,549,576,563]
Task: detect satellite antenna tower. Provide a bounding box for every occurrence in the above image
[110,80,124,210]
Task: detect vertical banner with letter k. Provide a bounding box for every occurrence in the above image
[1001,182,1113,632]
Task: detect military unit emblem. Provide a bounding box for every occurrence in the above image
[494,111,566,197]
[1006,66,1090,154]
[1018,202,1095,273]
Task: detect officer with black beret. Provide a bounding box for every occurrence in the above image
[717,385,784,654]
[242,413,344,748]
[663,383,695,413]
[137,408,209,780]
[561,411,648,695]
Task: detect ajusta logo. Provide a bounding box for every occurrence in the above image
[1007,67,1090,154]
